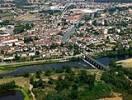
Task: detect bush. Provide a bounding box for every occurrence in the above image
[0,81,16,90]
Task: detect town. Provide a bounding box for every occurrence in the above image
[0,0,131,63]
[0,0,132,100]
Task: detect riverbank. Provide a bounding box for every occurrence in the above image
[94,49,132,67]
[16,88,30,100]
[117,58,132,68]
[0,55,82,73]
[0,77,31,100]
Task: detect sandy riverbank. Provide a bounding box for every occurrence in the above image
[117,58,132,68]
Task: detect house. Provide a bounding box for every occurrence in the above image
[29,52,36,57]
[3,56,15,61]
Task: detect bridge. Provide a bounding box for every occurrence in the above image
[82,55,108,70]
[76,42,109,70]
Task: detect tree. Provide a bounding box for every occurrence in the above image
[30,77,34,84]
[23,73,30,77]
[35,51,40,56]
[14,23,34,34]
[14,24,25,34]
[32,79,44,88]
[0,81,16,90]
[24,37,33,43]
[15,53,20,61]
[0,20,10,26]
[64,67,72,73]
[69,89,78,99]
[79,70,95,89]
[45,70,52,76]
[35,71,42,78]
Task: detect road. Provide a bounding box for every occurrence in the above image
[29,84,36,100]
[62,25,76,43]
[62,16,84,43]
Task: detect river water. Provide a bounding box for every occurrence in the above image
[0,60,90,77]
[0,90,23,100]
[0,56,131,77]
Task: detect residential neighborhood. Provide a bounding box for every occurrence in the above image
[0,0,132,100]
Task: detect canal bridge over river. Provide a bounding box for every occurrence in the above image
[82,55,108,70]
[76,42,109,70]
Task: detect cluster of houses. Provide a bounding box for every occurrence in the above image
[0,0,131,62]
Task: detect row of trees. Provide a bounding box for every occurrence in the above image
[0,20,12,26]
[97,47,132,58]
[0,81,16,90]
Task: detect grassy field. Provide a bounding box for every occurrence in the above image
[15,13,40,21]
[0,77,29,88]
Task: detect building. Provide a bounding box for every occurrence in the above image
[27,0,39,4]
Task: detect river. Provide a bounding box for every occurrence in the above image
[97,56,132,65]
[0,90,23,100]
[0,56,131,77]
[0,60,91,77]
